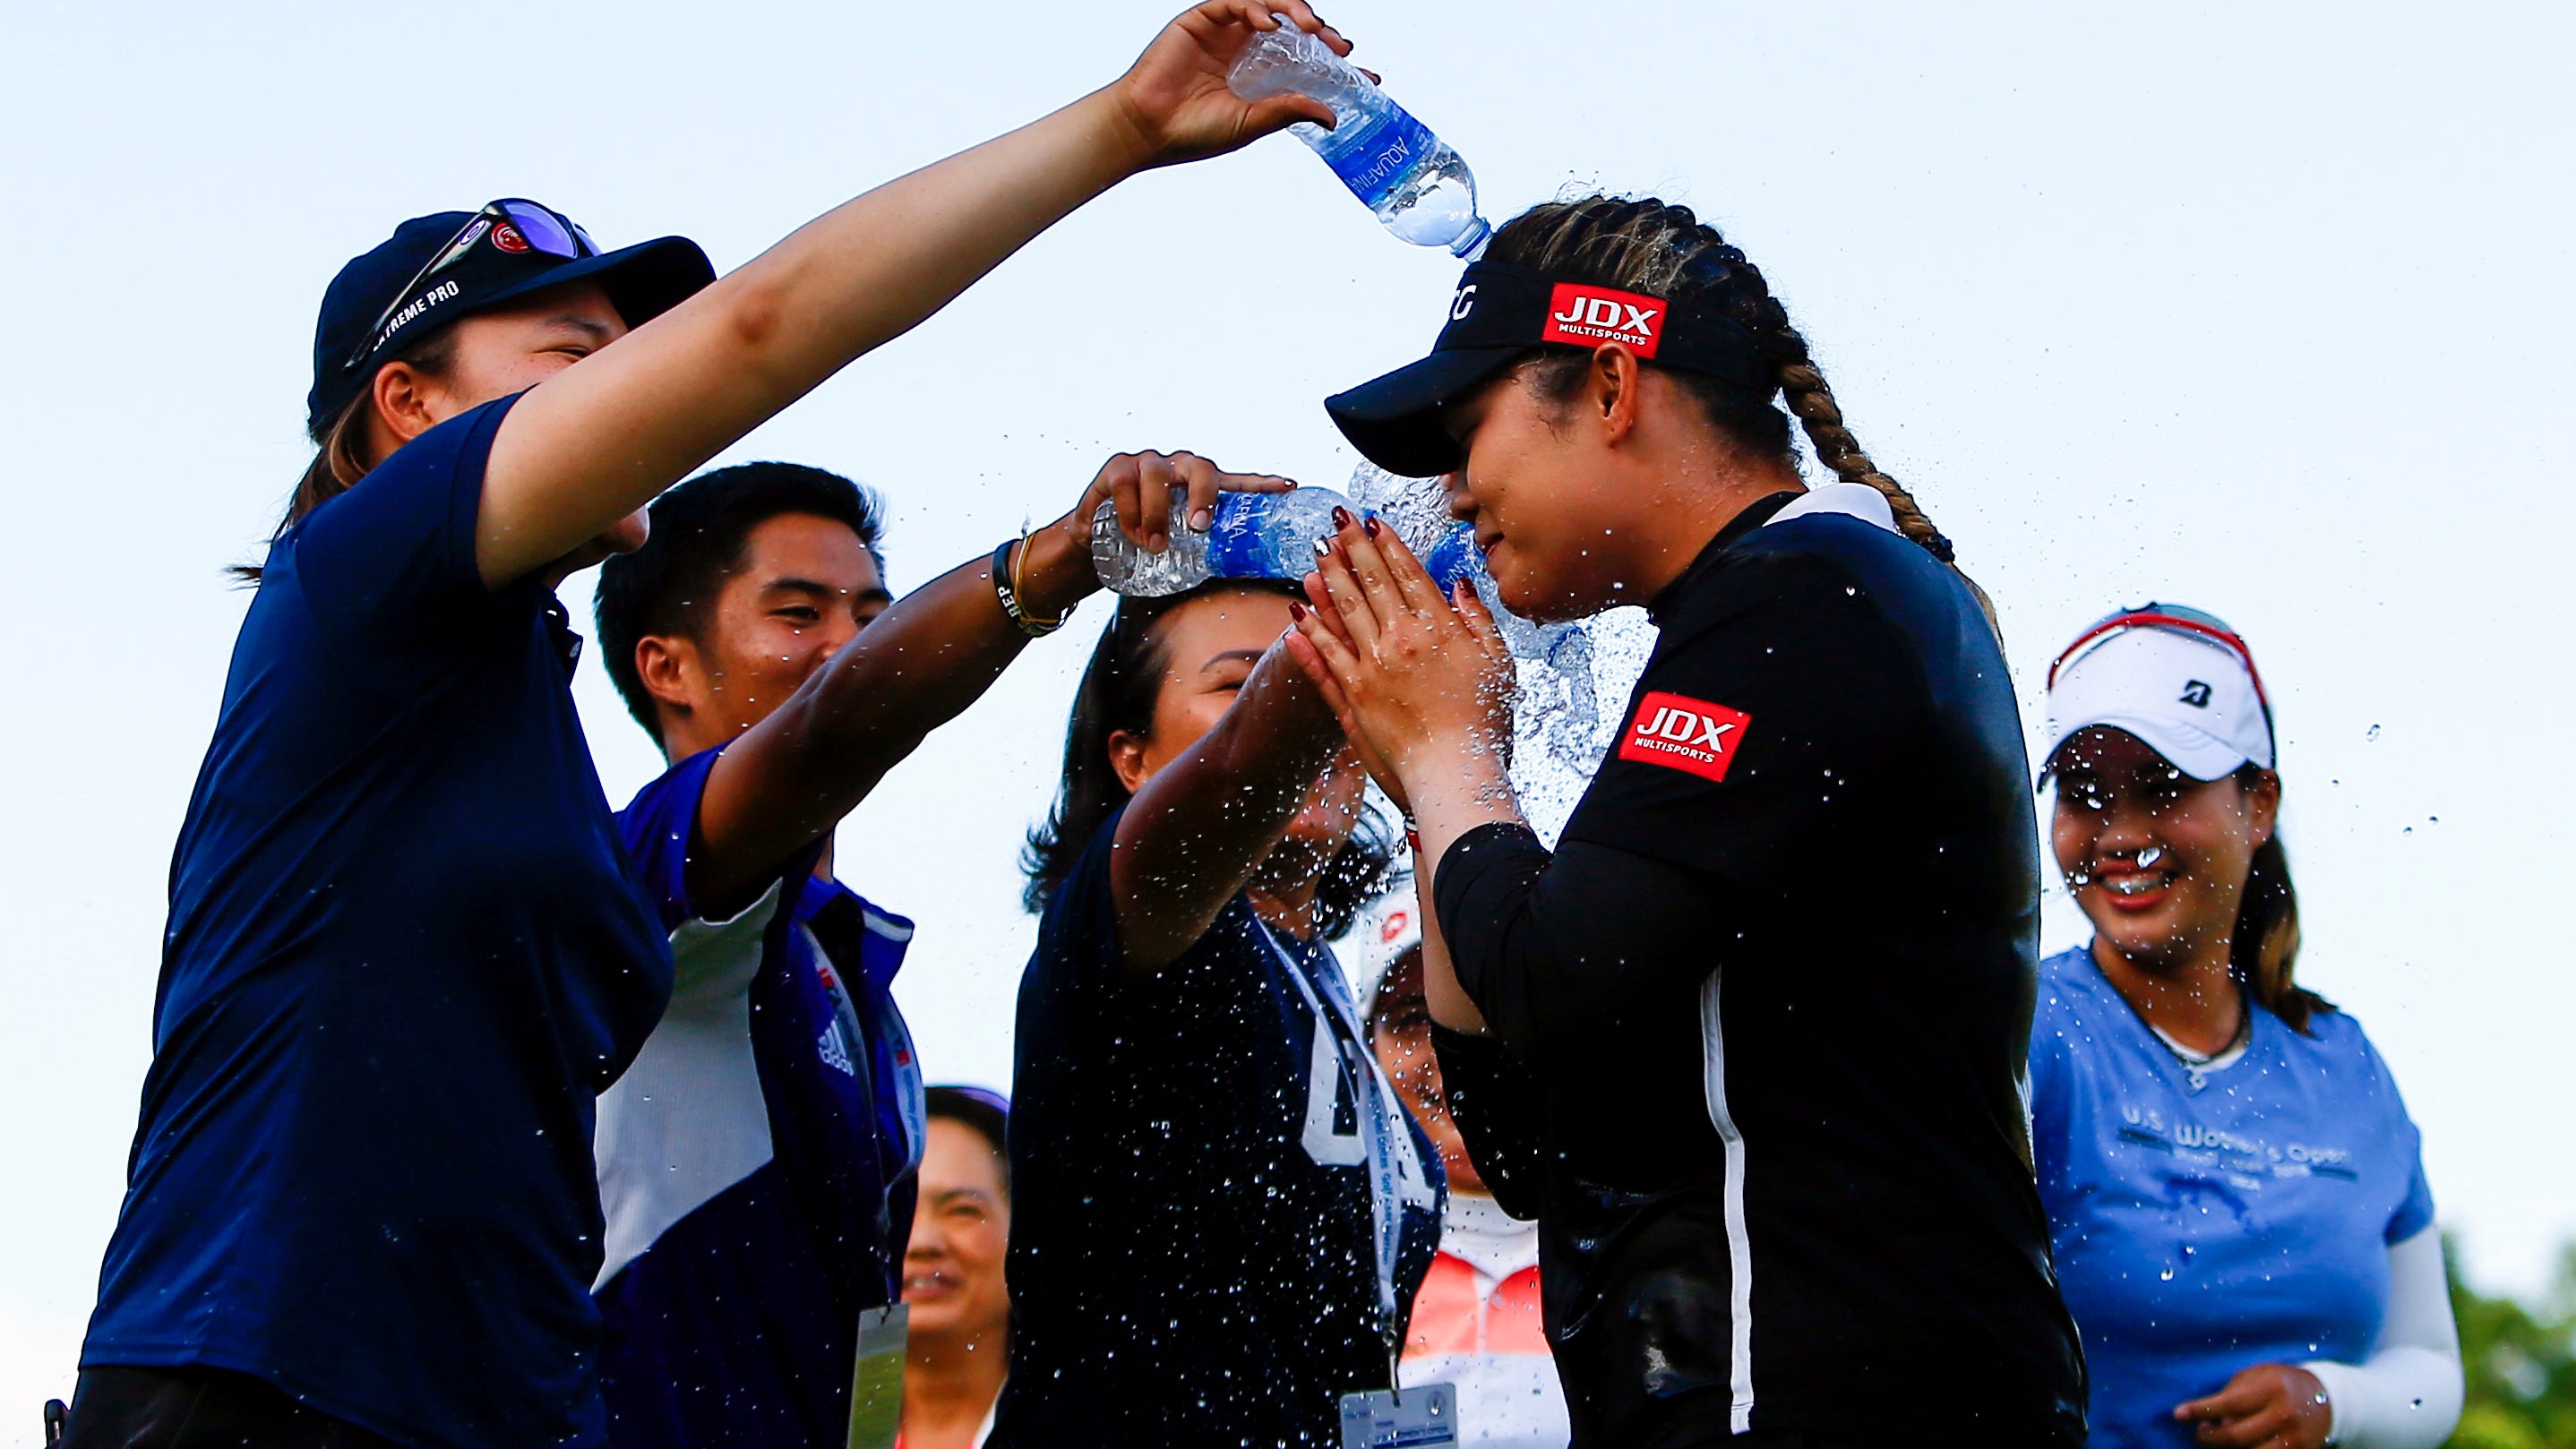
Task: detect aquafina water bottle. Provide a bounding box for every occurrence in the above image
[1226,20,1492,258]
[1090,485,1483,599]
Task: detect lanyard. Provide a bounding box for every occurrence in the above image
[1261,922,1433,1377]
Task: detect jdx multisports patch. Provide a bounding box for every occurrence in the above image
[1541,282,1665,357]
[1618,690,1750,783]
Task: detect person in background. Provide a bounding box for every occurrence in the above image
[1001,575,1443,1448]
[64,5,1350,1445]
[2032,604,2462,1449]
[1356,896,1570,1449]
[900,1087,1014,1449]
[593,453,1277,1449]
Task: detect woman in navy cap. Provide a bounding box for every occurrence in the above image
[1288,195,2087,1446]
[63,7,1347,1448]
[2033,605,2460,1449]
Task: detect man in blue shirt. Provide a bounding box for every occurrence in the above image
[588,450,1283,1448]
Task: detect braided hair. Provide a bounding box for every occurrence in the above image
[1489,198,1988,610]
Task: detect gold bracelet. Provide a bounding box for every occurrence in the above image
[992,527,1066,638]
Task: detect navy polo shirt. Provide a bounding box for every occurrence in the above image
[83,395,674,1449]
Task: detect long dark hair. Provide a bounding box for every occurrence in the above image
[2230,764,2329,1031]
[231,328,459,584]
[1483,196,1993,620]
[1019,579,1397,939]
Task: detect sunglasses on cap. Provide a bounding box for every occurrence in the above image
[2048,603,2272,713]
[341,198,599,372]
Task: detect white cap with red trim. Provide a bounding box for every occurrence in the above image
[2044,604,2277,781]
[1352,892,1425,1025]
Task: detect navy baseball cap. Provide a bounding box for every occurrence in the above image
[306,200,715,433]
[1324,260,1773,477]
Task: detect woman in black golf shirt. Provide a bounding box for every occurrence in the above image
[1290,197,2087,1448]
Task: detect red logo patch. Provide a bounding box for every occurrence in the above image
[1541,282,1664,357]
[1380,910,1410,943]
[492,222,531,253]
[1617,690,1750,783]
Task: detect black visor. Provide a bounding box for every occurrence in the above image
[1324,261,1770,476]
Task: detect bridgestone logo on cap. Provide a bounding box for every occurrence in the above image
[1617,690,1749,783]
[1542,282,1665,357]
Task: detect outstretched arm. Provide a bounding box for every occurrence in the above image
[476,2,1344,587]
[684,452,1289,913]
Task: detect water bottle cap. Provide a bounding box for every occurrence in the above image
[1447,215,1492,260]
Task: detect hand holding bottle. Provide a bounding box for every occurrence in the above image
[1103,2,1353,170]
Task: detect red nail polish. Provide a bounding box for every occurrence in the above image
[1289,600,1308,621]
[1363,516,1382,539]
[1331,505,1354,528]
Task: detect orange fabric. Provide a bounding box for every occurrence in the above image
[1482,1265,1548,1355]
[1403,1253,1549,1359]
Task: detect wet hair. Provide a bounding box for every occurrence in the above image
[594,462,888,739]
[924,1085,1010,1199]
[1019,579,1398,939]
[232,328,459,584]
[1484,196,1991,610]
[2228,764,2328,1032]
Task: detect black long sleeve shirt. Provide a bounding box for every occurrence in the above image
[1430,493,2087,1448]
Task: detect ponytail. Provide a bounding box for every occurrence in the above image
[2230,766,2331,1032]
[231,328,457,584]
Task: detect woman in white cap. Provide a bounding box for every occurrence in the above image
[2033,604,2462,1449]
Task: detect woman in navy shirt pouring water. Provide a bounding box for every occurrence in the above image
[66,7,1355,1447]
[2032,604,2462,1449]
[1002,574,1444,1447]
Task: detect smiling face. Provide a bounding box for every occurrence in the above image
[1109,586,1366,858]
[901,1117,1010,1342]
[1438,355,1774,622]
[2050,726,2280,975]
[1438,364,1638,622]
[644,512,891,755]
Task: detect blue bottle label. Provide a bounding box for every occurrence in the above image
[1418,526,1483,595]
[1205,498,1270,579]
[1321,103,1437,210]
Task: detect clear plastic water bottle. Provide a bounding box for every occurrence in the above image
[1227,21,1492,258]
[1091,488,1483,598]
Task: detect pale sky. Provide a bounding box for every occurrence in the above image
[4,0,2570,1428]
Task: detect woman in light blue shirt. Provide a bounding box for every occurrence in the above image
[2030,604,2461,1449]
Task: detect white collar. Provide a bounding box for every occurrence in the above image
[1765,482,1897,534]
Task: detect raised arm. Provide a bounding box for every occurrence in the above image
[475,2,1344,587]
[684,452,1288,913]
[1111,635,1349,974]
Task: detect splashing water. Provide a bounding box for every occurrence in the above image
[1346,465,1652,844]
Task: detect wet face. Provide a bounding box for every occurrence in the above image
[1438,367,1631,622]
[2050,726,2279,974]
[901,1118,1010,1342]
[1368,953,1481,1194]
[1111,587,1366,855]
[682,513,890,740]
